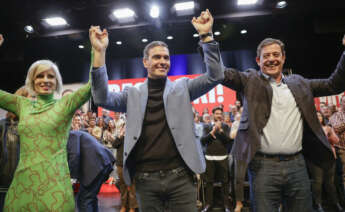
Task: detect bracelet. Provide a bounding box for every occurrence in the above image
[199,32,213,40]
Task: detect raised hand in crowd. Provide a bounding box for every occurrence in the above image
[191,9,214,42]
[0,34,4,46]
[118,124,125,139]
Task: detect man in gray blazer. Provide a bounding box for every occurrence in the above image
[89,9,224,212]
[222,36,345,212]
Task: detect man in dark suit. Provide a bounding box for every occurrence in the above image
[221,36,345,212]
[201,106,232,212]
[68,130,115,212]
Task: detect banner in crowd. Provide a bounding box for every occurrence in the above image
[98,74,345,117]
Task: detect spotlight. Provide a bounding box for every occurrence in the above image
[240,29,247,34]
[150,5,160,18]
[174,1,195,11]
[193,33,199,38]
[24,25,34,33]
[174,1,195,16]
[44,17,68,26]
[276,1,287,8]
[116,41,122,45]
[113,8,135,19]
[166,36,174,40]
[78,45,84,49]
[237,0,258,6]
[142,38,148,43]
[214,31,221,36]
[112,8,136,23]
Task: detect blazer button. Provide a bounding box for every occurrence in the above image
[124,152,128,156]
[133,136,137,140]
[265,113,269,119]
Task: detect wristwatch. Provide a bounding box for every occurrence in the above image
[199,32,213,40]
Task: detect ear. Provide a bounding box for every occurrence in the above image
[143,58,148,69]
[255,57,260,66]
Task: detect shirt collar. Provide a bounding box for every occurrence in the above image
[261,71,285,85]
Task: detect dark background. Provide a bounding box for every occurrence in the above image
[0,0,345,93]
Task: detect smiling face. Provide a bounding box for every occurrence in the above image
[33,68,57,95]
[143,46,170,79]
[256,43,286,82]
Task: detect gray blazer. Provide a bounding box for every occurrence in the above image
[222,51,345,201]
[92,42,224,185]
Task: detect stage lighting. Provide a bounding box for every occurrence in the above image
[116,41,122,45]
[237,0,258,6]
[78,45,84,49]
[193,33,199,38]
[276,1,287,8]
[142,38,148,43]
[174,1,194,16]
[112,8,136,23]
[241,29,247,34]
[24,25,34,33]
[214,31,221,36]
[44,17,67,26]
[166,36,174,40]
[150,5,160,18]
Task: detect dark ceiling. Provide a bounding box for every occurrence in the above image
[1,0,345,92]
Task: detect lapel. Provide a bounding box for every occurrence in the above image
[284,76,301,106]
[163,78,173,110]
[259,72,273,107]
[140,79,148,116]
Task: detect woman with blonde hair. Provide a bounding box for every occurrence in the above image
[0,35,91,211]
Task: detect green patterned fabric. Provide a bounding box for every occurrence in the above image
[0,81,91,211]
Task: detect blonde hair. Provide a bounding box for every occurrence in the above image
[25,60,63,96]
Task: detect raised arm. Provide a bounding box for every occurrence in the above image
[310,34,345,97]
[187,9,224,101]
[89,26,127,112]
[0,35,22,115]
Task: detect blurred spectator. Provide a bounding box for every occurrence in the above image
[88,117,102,141]
[230,114,241,140]
[329,96,345,193]
[113,112,125,137]
[224,112,232,128]
[229,105,238,122]
[102,109,113,126]
[321,105,332,125]
[235,100,241,111]
[306,112,344,212]
[194,113,203,139]
[71,115,84,131]
[112,123,138,212]
[202,113,211,125]
[200,107,232,212]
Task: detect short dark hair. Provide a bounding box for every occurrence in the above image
[143,41,169,59]
[212,106,223,114]
[257,38,285,58]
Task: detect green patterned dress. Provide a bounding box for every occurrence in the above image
[0,82,90,211]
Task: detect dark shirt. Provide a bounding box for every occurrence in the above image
[133,77,185,172]
[201,123,232,156]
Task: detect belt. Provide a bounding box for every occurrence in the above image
[255,151,301,161]
[137,166,187,177]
